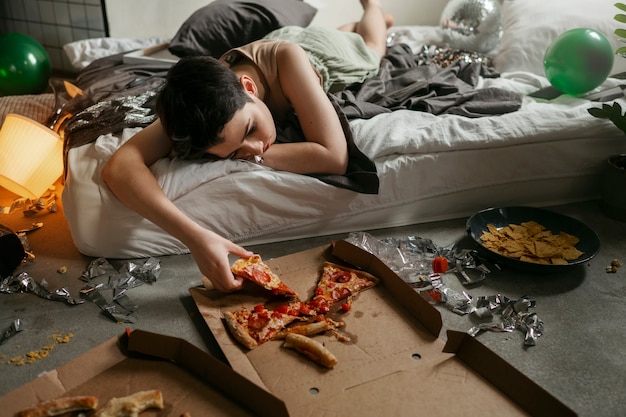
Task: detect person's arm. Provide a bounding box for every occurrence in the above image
[261,42,349,175]
[101,119,253,291]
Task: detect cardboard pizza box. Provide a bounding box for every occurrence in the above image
[122,42,179,66]
[190,241,577,417]
[0,329,288,417]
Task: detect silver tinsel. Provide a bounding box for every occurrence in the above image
[440,0,503,53]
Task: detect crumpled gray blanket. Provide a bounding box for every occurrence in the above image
[335,43,522,119]
[62,43,522,194]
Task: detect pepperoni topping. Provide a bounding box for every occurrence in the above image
[274,304,288,314]
[248,315,270,331]
[250,268,272,284]
[331,270,352,283]
[331,287,352,301]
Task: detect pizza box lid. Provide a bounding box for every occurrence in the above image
[0,329,288,417]
[122,42,179,66]
[189,240,577,417]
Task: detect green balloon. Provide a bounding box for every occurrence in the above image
[0,32,52,96]
[543,28,614,96]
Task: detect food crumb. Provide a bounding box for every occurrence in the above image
[3,332,73,366]
[57,266,68,274]
[606,259,622,273]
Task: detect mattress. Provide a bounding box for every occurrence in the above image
[62,69,626,258]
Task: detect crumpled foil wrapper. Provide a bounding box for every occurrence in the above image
[0,272,83,305]
[0,319,23,345]
[415,44,493,68]
[345,232,543,347]
[468,294,544,346]
[0,192,58,215]
[345,231,490,289]
[79,257,162,323]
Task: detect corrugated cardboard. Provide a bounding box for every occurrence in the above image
[190,241,577,417]
[0,329,288,417]
[122,42,179,66]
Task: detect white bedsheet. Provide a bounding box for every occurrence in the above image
[62,72,626,258]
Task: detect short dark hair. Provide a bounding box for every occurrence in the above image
[156,56,252,160]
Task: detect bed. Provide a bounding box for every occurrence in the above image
[3,0,626,259]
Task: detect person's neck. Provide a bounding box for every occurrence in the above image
[231,61,267,101]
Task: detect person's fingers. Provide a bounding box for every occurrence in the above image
[228,241,254,258]
[210,261,245,292]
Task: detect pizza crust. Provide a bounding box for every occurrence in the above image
[223,311,258,349]
[94,389,163,417]
[283,333,338,368]
[273,318,343,340]
[15,396,98,417]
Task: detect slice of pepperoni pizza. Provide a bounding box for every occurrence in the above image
[231,255,299,299]
[224,301,314,349]
[307,262,380,314]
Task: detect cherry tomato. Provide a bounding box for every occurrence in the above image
[432,257,449,274]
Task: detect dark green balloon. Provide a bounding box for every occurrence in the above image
[543,28,614,96]
[0,32,52,96]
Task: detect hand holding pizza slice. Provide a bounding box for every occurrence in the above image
[231,254,300,299]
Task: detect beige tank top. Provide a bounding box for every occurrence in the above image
[220,39,323,124]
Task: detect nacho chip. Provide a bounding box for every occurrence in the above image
[479,221,583,265]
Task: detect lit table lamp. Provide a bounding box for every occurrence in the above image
[0,113,63,200]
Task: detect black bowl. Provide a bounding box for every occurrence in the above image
[466,206,600,273]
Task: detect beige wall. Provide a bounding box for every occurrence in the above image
[104,0,448,39]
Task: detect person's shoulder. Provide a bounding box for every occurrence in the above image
[275,41,307,62]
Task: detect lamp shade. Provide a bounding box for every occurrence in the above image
[0,114,63,199]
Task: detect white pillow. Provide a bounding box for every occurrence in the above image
[494,0,626,77]
[63,37,168,70]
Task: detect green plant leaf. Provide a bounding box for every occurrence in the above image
[617,46,626,55]
[589,102,626,135]
[615,13,626,23]
[616,2,626,12]
[615,28,626,38]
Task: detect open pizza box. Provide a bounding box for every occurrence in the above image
[190,240,577,417]
[0,329,288,416]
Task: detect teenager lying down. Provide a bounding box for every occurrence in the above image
[101,0,393,292]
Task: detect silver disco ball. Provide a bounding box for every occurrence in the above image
[440,0,503,53]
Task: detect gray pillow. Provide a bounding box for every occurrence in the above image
[168,0,317,58]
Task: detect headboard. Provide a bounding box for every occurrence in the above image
[104,0,448,39]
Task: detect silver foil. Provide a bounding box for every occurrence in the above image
[345,232,544,346]
[0,272,83,305]
[0,319,23,345]
[468,294,544,346]
[415,44,493,68]
[79,257,162,323]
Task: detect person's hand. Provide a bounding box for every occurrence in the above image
[187,229,253,292]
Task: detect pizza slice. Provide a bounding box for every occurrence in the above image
[231,255,299,299]
[307,262,380,314]
[224,301,314,349]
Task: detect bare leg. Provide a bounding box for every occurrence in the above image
[337,0,393,57]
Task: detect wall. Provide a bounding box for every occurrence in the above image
[0,0,107,74]
[104,0,448,38]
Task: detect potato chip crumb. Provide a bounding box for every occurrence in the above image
[57,265,68,274]
[480,222,583,265]
[3,332,73,366]
[606,259,621,273]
